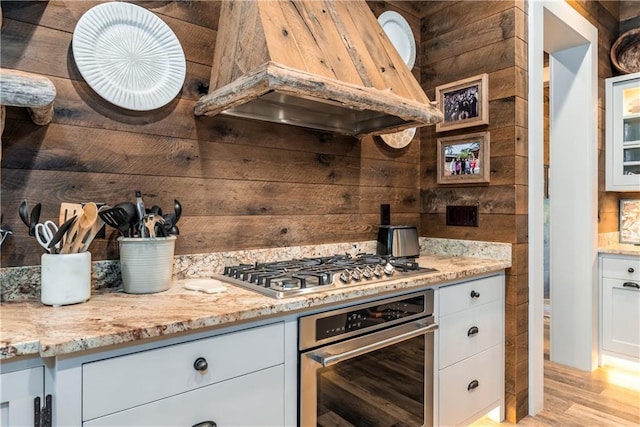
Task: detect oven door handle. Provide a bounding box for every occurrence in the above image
[310,321,438,367]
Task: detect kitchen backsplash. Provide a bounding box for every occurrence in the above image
[0,238,511,302]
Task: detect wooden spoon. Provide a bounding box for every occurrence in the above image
[64,202,98,253]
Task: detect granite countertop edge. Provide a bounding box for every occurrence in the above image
[598,243,640,257]
[0,255,510,361]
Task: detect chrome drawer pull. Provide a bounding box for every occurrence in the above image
[467,326,479,336]
[467,379,479,391]
[470,290,480,299]
[623,282,640,289]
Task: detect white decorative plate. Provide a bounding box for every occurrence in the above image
[378,11,416,69]
[380,127,416,149]
[72,2,186,111]
[378,11,416,148]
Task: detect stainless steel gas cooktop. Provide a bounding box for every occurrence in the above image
[214,253,437,299]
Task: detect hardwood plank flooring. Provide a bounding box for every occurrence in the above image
[474,316,640,426]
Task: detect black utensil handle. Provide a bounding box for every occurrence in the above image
[48,216,77,249]
[174,199,182,222]
[623,282,640,289]
[467,379,479,391]
[467,326,479,336]
[29,203,42,237]
[19,200,31,228]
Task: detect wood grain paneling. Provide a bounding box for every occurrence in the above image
[0,0,424,267]
[417,1,629,420]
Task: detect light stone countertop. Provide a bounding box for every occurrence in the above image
[598,243,640,257]
[0,254,510,360]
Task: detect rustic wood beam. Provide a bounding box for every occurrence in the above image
[0,68,56,126]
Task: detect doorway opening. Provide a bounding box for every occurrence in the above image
[528,0,599,415]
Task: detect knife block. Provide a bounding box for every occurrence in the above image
[41,252,91,306]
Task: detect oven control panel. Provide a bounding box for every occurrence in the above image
[313,294,426,342]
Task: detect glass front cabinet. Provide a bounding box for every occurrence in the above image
[606,72,640,191]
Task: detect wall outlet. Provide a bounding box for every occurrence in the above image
[446,205,479,227]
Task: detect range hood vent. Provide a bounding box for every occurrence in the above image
[194,0,442,138]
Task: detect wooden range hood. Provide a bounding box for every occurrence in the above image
[194,0,443,138]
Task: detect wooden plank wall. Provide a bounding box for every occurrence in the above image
[417,0,630,423]
[0,0,423,267]
[418,1,527,421]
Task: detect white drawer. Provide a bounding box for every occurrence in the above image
[83,322,284,421]
[84,365,284,427]
[601,255,640,281]
[439,345,503,427]
[439,300,503,369]
[439,275,503,316]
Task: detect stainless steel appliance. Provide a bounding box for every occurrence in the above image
[216,253,436,299]
[377,225,420,257]
[299,289,437,426]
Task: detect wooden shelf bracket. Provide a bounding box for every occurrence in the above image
[0,68,56,126]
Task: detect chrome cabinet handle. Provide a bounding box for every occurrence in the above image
[467,326,479,336]
[470,290,480,298]
[311,322,438,367]
[623,282,640,289]
[467,379,480,391]
[193,357,208,372]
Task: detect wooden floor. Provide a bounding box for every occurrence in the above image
[475,317,640,426]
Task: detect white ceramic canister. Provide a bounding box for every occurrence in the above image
[41,252,92,306]
[118,235,176,294]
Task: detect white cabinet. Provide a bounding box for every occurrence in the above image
[84,365,284,427]
[436,275,505,426]
[605,72,640,191]
[0,363,44,426]
[81,322,286,426]
[600,254,640,362]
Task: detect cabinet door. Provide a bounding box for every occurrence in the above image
[83,365,284,427]
[602,278,640,359]
[606,75,640,191]
[438,345,502,427]
[0,367,43,427]
[439,300,503,369]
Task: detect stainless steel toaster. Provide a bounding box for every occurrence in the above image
[377,225,420,258]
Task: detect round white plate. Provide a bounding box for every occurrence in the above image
[378,10,416,69]
[378,11,416,148]
[380,127,416,149]
[72,2,186,111]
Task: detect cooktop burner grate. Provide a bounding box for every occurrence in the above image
[216,253,437,298]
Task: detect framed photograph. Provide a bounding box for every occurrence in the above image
[437,132,490,185]
[435,73,489,132]
[619,199,640,244]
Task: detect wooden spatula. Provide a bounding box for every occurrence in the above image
[59,202,83,246]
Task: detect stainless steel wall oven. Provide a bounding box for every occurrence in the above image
[299,290,437,426]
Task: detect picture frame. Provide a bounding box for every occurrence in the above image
[435,73,489,132]
[619,199,640,244]
[437,132,490,185]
